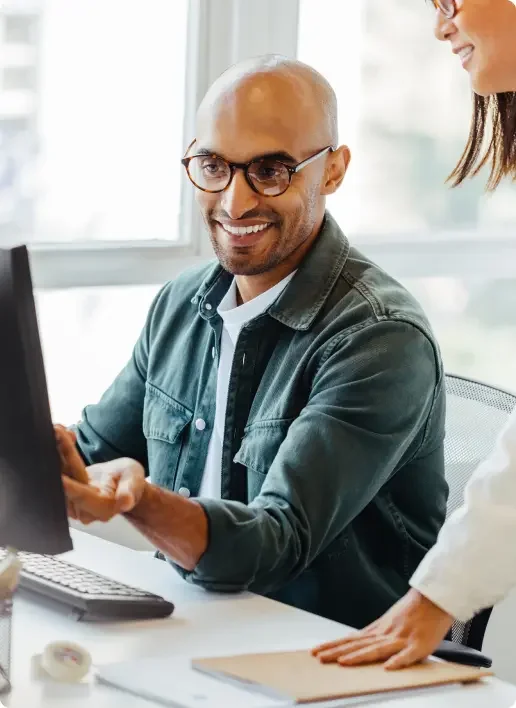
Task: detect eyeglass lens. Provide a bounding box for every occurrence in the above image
[187,155,292,196]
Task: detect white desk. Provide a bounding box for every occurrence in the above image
[5,530,516,708]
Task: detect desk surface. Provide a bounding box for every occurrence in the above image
[5,530,516,708]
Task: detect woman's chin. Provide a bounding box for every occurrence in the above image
[471,67,516,97]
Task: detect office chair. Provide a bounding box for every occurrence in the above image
[442,373,516,653]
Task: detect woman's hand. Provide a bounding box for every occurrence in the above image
[312,589,454,670]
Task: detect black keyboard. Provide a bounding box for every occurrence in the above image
[0,548,174,621]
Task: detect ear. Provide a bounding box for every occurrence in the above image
[321,145,351,195]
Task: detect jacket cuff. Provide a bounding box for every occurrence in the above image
[167,498,255,593]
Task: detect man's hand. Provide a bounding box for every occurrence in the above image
[311,589,454,670]
[54,424,89,484]
[55,424,146,524]
[54,425,207,569]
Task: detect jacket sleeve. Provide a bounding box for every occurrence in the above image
[174,320,441,593]
[411,408,516,622]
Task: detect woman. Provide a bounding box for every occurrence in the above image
[313,0,516,670]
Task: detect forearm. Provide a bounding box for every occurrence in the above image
[125,483,209,571]
[125,491,307,592]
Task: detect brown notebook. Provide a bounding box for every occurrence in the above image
[193,650,492,704]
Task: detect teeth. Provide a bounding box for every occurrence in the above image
[222,223,271,236]
[459,46,474,60]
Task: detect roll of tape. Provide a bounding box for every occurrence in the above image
[41,641,92,682]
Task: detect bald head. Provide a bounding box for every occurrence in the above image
[189,55,349,282]
[196,55,338,149]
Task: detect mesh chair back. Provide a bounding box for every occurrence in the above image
[444,374,516,648]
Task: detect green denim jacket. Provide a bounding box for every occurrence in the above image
[75,213,448,629]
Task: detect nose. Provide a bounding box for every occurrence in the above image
[220,169,260,220]
[434,9,456,41]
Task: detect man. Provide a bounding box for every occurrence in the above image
[58,55,448,630]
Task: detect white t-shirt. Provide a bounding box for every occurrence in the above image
[198,272,296,499]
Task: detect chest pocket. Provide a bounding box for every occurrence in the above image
[233,419,293,502]
[143,383,193,489]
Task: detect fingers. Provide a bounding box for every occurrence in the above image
[66,501,78,520]
[87,459,144,512]
[113,461,146,513]
[114,476,138,513]
[313,590,450,671]
[62,475,116,522]
[88,464,119,497]
[61,458,144,522]
[55,425,89,484]
[66,503,96,526]
[312,634,362,656]
[384,643,427,671]
[314,634,435,671]
[88,464,135,512]
[54,424,73,447]
[337,639,407,666]
[316,636,379,663]
[312,622,381,657]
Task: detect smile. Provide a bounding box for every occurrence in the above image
[457,46,474,66]
[220,222,272,236]
[216,221,275,249]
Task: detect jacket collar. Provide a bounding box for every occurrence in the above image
[193,212,349,331]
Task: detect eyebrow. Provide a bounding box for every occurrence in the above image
[193,147,298,164]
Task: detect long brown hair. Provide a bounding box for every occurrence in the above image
[449,91,516,190]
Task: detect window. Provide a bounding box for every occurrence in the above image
[17,0,299,421]
[0,0,190,424]
[2,0,513,409]
[36,285,161,424]
[3,65,36,91]
[3,14,37,45]
[0,0,189,246]
[298,0,516,391]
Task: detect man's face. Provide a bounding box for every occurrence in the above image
[192,81,331,276]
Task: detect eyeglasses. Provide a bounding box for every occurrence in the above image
[432,0,457,19]
[181,141,334,197]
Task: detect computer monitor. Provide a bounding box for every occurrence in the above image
[0,245,72,555]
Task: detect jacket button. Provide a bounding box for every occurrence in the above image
[195,418,206,431]
[178,487,191,498]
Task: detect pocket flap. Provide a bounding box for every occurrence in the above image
[143,384,193,444]
[233,419,292,475]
